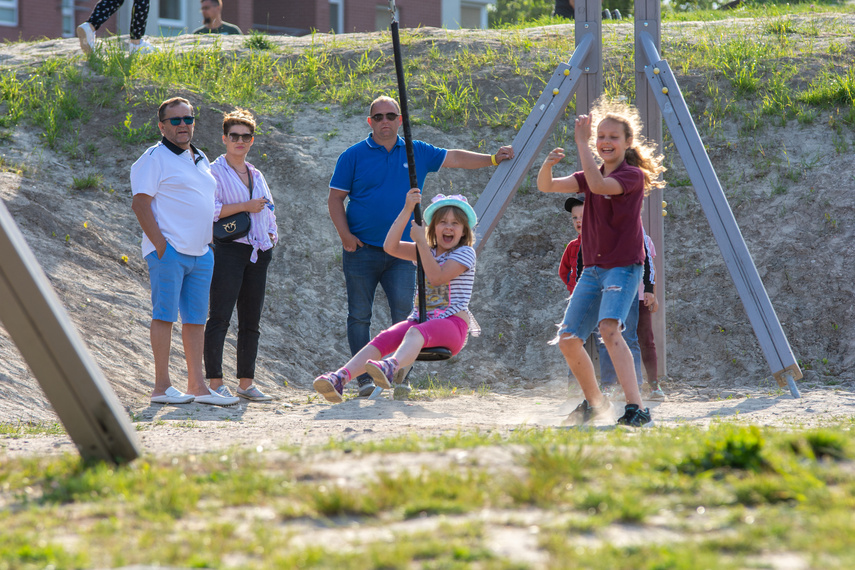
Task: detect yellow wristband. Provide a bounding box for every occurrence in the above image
[491,154,498,166]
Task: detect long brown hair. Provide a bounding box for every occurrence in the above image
[586,97,666,196]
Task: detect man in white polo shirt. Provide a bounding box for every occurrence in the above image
[131,97,239,406]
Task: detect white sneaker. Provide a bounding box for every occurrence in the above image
[77,22,96,54]
[128,38,158,55]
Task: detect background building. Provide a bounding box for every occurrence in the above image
[0,0,495,43]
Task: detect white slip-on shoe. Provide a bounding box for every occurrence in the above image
[150,386,194,405]
[77,22,96,54]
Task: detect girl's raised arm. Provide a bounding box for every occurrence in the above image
[537,147,581,194]
[383,188,421,261]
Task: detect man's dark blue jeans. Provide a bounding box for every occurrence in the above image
[342,244,416,358]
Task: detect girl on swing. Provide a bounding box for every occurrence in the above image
[314,190,479,403]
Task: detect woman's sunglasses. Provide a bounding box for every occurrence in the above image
[165,116,195,126]
[227,133,254,143]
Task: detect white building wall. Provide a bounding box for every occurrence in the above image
[442,0,494,30]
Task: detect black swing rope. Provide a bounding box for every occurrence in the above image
[388,1,451,361]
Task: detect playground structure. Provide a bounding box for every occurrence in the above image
[473,0,802,397]
[0,0,803,463]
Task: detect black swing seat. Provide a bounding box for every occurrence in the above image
[417,347,453,361]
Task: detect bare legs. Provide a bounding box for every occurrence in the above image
[559,318,642,407]
[149,319,209,397]
[340,328,426,381]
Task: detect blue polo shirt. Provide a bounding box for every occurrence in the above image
[330,134,447,247]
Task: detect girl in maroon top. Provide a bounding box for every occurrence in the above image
[538,98,665,427]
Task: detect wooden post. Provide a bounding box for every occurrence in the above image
[0,201,140,463]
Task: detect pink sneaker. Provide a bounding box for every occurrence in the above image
[365,358,403,390]
[313,370,347,403]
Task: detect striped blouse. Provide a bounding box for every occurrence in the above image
[210,155,278,263]
[408,245,480,336]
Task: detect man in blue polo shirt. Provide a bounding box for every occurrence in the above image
[131,97,239,407]
[328,95,514,397]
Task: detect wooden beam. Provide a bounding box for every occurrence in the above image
[0,200,140,462]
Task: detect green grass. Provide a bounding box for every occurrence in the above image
[1,7,853,158]
[3,423,855,567]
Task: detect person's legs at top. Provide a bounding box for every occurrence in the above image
[127,1,157,53]
[128,0,151,40]
[598,297,643,396]
[235,247,273,400]
[204,243,245,392]
[85,0,126,30]
[78,0,126,53]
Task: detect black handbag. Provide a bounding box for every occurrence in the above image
[213,169,253,243]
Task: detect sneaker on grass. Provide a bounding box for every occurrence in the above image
[76,22,96,54]
[561,397,614,426]
[128,38,157,55]
[617,404,654,427]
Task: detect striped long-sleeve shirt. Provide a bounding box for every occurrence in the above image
[210,155,278,262]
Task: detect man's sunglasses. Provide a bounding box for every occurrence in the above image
[371,112,399,122]
[164,116,195,126]
[227,133,254,143]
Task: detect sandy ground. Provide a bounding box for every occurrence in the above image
[4,379,853,459]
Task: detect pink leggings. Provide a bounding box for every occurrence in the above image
[369,316,468,357]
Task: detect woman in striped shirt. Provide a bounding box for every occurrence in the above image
[204,109,278,402]
[314,191,479,403]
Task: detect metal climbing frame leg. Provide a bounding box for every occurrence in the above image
[474,11,602,252]
[637,32,802,398]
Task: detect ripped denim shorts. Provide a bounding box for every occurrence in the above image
[558,264,643,340]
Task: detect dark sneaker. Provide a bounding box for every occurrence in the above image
[356,376,376,398]
[561,397,613,426]
[617,404,654,427]
[313,370,346,403]
[365,358,402,390]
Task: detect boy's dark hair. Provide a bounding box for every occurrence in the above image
[564,195,584,212]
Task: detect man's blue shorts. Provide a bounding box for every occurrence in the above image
[145,243,214,325]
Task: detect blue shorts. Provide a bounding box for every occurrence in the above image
[145,243,214,325]
[559,264,643,340]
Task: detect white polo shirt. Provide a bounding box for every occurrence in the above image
[131,138,217,257]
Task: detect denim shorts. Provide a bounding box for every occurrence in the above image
[145,243,214,325]
[558,264,643,341]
